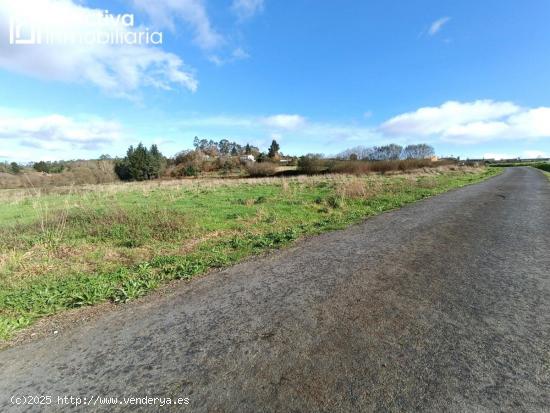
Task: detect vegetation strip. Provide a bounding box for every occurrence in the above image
[0,168,500,340]
[490,161,550,172]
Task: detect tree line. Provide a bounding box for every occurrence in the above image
[193,137,260,156]
[7,140,436,182]
[336,144,434,161]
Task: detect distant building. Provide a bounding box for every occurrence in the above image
[240,155,255,163]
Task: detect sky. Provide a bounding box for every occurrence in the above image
[1,0,550,162]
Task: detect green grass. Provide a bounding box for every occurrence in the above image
[490,161,550,172]
[0,168,500,340]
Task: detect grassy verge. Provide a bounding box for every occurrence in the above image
[490,161,550,172]
[0,167,500,340]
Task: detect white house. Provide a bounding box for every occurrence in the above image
[240,155,256,163]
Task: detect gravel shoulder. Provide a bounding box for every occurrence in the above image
[1,167,549,412]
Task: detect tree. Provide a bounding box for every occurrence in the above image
[245,144,252,154]
[230,142,242,155]
[218,139,231,155]
[193,137,221,156]
[402,144,435,159]
[337,146,375,160]
[33,161,64,173]
[33,161,49,172]
[149,144,164,178]
[115,143,165,181]
[370,144,403,161]
[268,140,280,158]
[129,143,151,180]
[9,162,21,174]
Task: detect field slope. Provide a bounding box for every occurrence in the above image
[0,167,498,340]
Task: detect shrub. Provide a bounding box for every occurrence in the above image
[184,165,199,176]
[33,161,65,173]
[172,150,243,176]
[327,161,371,175]
[297,154,326,174]
[9,162,21,174]
[535,163,550,172]
[326,159,436,175]
[245,162,278,177]
[114,161,131,180]
[215,157,240,174]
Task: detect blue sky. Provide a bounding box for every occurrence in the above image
[1,0,550,161]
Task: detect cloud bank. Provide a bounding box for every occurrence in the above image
[0,0,198,96]
[131,0,223,49]
[380,100,550,144]
[0,110,123,153]
[3,100,550,161]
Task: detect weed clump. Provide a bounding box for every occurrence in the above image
[245,162,278,177]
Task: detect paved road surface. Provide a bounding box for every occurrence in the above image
[1,167,549,412]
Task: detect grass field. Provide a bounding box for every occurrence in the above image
[0,167,500,340]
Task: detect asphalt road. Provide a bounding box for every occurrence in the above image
[1,167,549,412]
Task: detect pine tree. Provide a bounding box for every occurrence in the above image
[149,144,164,178]
[128,143,149,180]
[115,142,165,181]
[268,140,280,158]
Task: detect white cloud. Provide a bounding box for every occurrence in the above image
[232,47,250,60]
[0,0,198,96]
[379,100,550,144]
[207,55,224,66]
[523,150,548,159]
[232,0,264,20]
[429,17,451,36]
[132,0,223,49]
[0,110,123,154]
[208,47,250,66]
[176,113,308,132]
[262,114,306,130]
